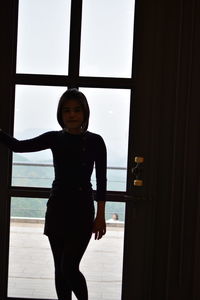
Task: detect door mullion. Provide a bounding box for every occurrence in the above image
[68,0,83,88]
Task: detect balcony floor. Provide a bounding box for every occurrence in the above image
[8,221,124,300]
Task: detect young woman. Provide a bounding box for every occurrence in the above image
[0,88,107,300]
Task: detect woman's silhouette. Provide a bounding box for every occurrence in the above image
[0,88,107,300]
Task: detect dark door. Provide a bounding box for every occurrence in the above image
[122,0,200,299]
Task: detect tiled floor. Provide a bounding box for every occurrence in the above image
[8,221,124,300]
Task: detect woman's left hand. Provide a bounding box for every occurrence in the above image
[92,215,106,240]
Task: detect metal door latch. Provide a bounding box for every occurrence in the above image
[132,156,144,186]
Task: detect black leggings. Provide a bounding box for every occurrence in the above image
[48,231,92,300]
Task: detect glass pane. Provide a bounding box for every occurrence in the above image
[12,85,65,187]
[12,85,66,181]
[8,198,125,299]
[80,0,135,77]
[82,88,130,191]
[16,0,71,75]
[12,86,130,191]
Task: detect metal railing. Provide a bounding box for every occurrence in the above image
[13,161,127,170]
[11,162,127,221]
[12,161,127,189]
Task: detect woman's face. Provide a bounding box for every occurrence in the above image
[62,99,84,134]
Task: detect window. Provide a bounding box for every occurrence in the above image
[13,86,130,191]
[16,0,71,75]
[80,0,135,77]
[8,0,136,299]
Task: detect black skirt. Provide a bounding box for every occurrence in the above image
[44,189,95,238]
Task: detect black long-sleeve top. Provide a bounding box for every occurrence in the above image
[0,130,107,202]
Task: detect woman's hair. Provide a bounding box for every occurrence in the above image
[57,88,90,131]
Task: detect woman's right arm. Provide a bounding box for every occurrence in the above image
[0,129,53,153]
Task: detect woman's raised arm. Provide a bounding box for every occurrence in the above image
[0,129,54,153]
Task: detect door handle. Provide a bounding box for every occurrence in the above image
[132,156,144,186]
